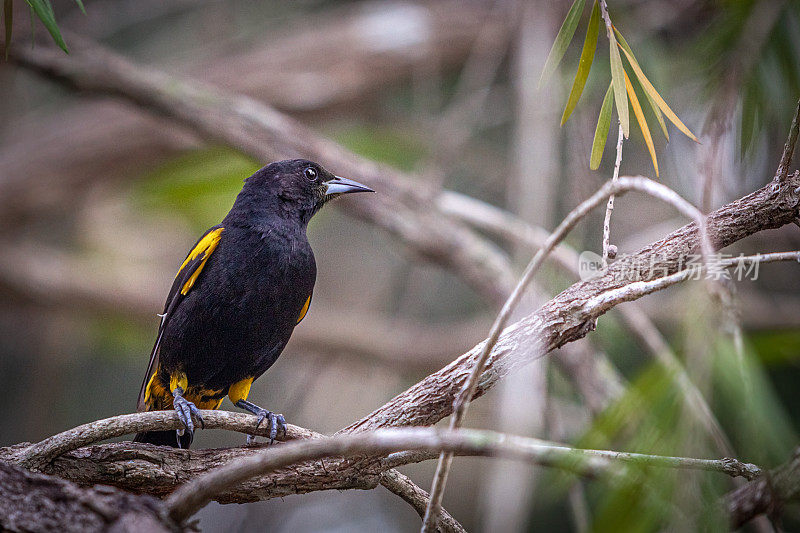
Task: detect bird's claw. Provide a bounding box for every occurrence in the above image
[253,409,286,445]
[173,393,203,445]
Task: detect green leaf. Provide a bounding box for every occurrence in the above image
[73,0,85,15]
[25,0,68,53]
[590,82,614,170]
[614,27,668,140]
[561,0,599,125]
[538,0,586,88]
[4,0,12,60]
[740,79,760,158]
[609,32,629,138]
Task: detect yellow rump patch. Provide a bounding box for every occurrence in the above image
[178,227,224,295]
[169,372,188,393]
[297,295,312,324]
[228,377,254,404]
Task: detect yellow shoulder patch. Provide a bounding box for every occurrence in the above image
[297,294,312,324]
[177,227,224,295]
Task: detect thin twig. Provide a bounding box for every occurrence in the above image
[164,427,762,524]
[421,175,717,531]
[581,251,800,312]
[602,124,625,266]
[776,97,800,182]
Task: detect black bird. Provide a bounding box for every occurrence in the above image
[134,159,373,448]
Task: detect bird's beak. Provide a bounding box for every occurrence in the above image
[324,176,375,196]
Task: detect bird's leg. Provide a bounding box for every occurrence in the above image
[235,399,286,445]
[172,386,204,447]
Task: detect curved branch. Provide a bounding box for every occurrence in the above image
[13,410,319,471]
[163,427,761,523]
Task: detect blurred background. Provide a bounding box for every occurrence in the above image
[1,0,800,531]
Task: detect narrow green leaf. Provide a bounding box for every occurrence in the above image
[4,0,12,60]
[740,80,759,158]
[590,82,614,170]
[73,0,85,15]
[617,37,698,142]
[538,0,586,88]
[609,32,629,138]
[625,71,658,177]
[25,0,68,53]
[561,1,600,125]
[614,27,668,140]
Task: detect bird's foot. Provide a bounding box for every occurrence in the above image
[236,399,286,444]
[172,388,204,447]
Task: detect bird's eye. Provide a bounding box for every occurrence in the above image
[304,167,318,181]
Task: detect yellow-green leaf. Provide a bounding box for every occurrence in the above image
[625,71,658,177]
[561,1,600,125]
[4,0,12,60]
[590,83,614,170]
[614,27,668,140]
[609,32,629,138]
[538,0,586,88]
[617,39,698,142]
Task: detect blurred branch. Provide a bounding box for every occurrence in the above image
[7,36,516,306]
[0,240,484,371]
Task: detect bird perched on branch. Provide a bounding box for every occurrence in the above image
[134,159,373,448]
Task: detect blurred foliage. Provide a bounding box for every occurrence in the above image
[330,124,427,172]
[697,0,800,157]
[133,146,259,231]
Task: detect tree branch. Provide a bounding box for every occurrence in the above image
[161,427,760,523]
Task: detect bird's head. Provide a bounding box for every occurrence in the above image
[230,159,374,226]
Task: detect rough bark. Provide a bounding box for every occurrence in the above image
[0,461,177,533]
[726,448,800,529]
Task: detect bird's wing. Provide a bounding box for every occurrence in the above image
[136,225,225,411]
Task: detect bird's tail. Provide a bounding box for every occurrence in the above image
[133,429,192,448]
